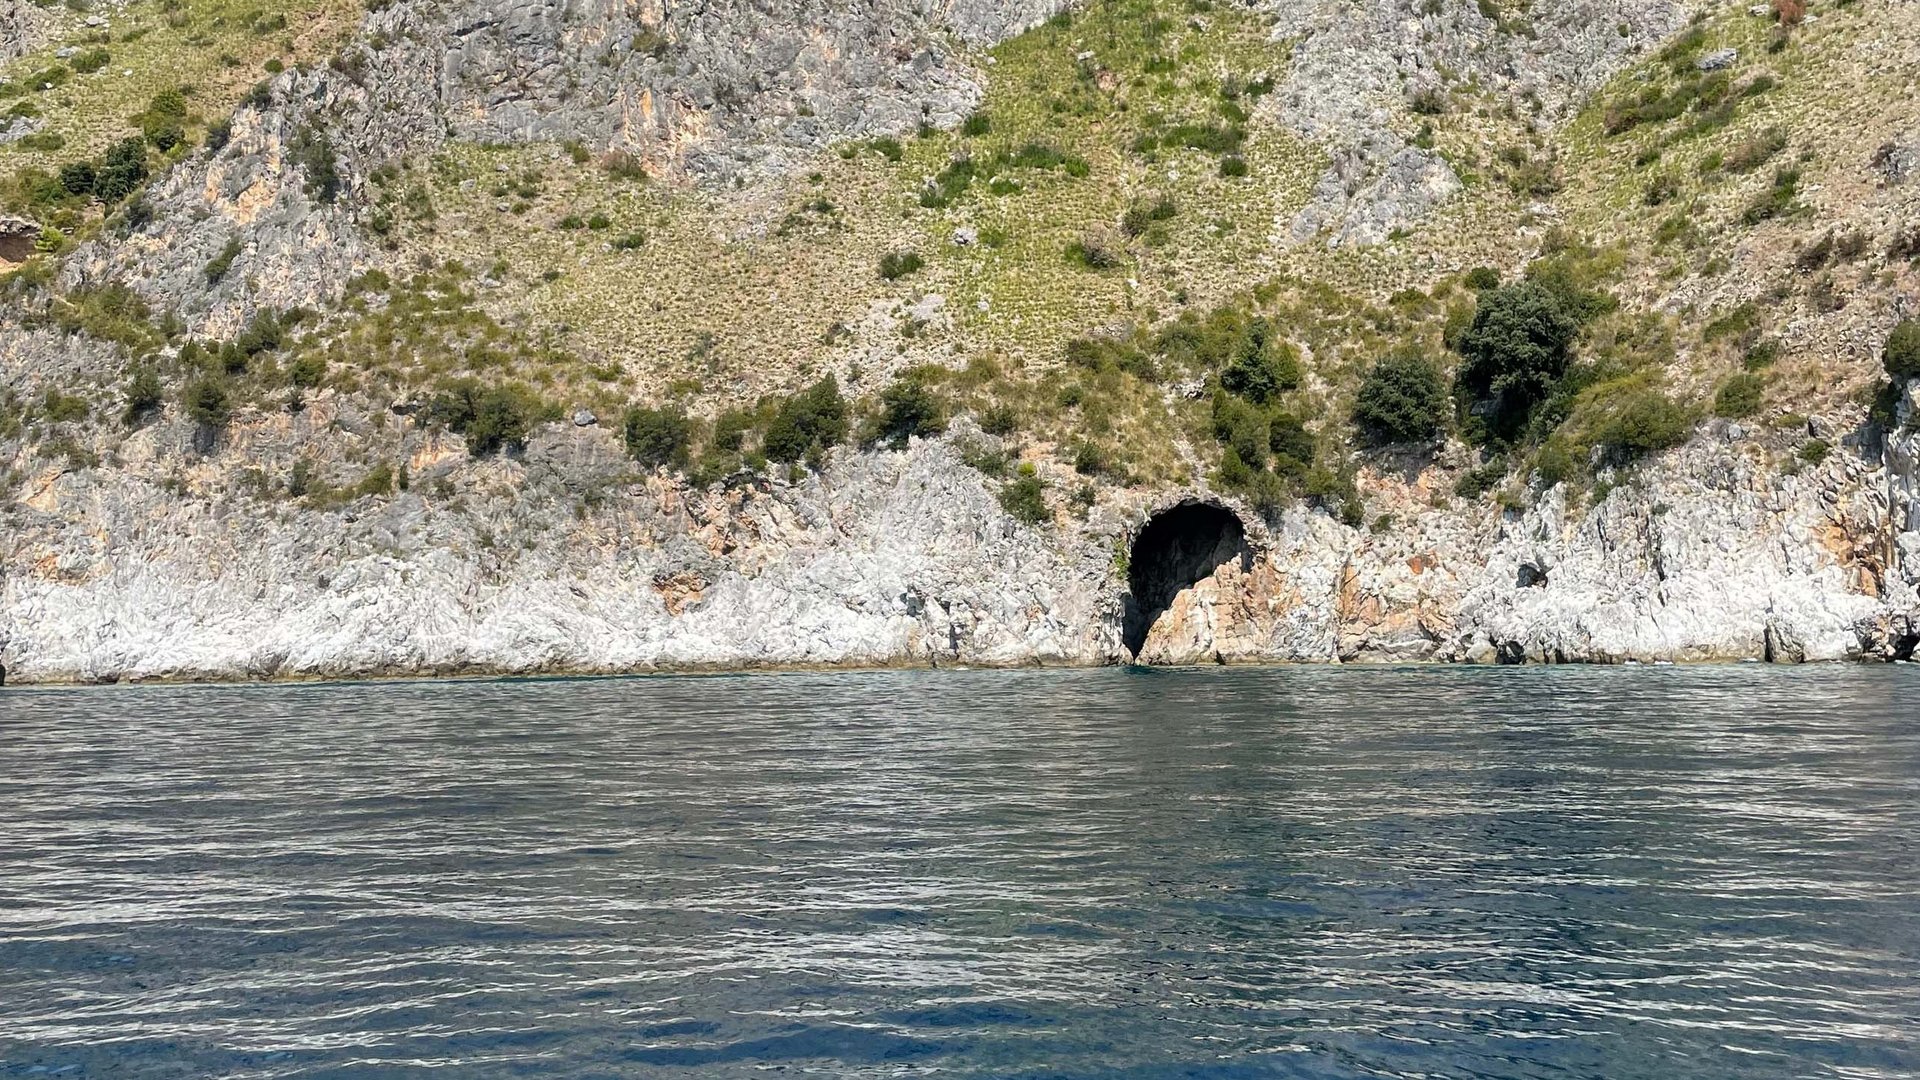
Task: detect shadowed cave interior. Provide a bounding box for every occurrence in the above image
[1123,502,1252,659]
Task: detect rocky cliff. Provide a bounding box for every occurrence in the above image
[3,0,1918,683]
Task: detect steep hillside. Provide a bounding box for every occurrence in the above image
[1,0,1917,682]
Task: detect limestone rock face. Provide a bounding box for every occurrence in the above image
[4,397,1915,682]
[59,0,1065,328]
[1288,139,1462,249]
[0,1,56,63]
[1270,0,1691,247]
[0,423,1130,682]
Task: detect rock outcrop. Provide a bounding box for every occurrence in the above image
[4,394,1915,682]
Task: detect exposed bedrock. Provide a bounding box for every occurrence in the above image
[2,405,1916,682]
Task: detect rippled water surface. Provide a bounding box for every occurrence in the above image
[3,666,1918,1079]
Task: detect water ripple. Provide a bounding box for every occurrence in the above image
[1,665,1917,1078]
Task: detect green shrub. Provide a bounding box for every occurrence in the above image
[1353,352,1448,444]
[122,367,164,426]
[875,374,945,447]
[1218,321,1300,405]
[40,388,89,423]
[351,462,394,499]
[70,48,110,74]
[1464,266,1502,291]
[58,160,96,196]
[287,353,326,388]
[1065,236,1121,270]
[1119,195,1177,238]
[290,125,341,204]
[878,250,923,280]
[1211,394,1269,471]
[1713,372,1765,418]
[1884,320,1920,380]
[432,380,542,456]
[1533,438,1579,486]
[763,375,849,464]
[623,404,691,468]
[94,137,149,202]
[1267,410,1315,477]
[1588,386,1694,456]
[960,111,992,137]
[136,88,188,149]
[204,236,242,284]
[184,374,232,429]
[999,464,1049,525]
[710,408,752,452]
[1453,280,1580,443]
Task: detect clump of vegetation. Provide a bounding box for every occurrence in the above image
[290,124,342,204]
[1885,320,1920,381]
[873,371,946,447]
[1218,320,1301,405]
[623,404,691,468]
[184,374,232,430]
[1713,372,1765,418]
[431,380,546,456]
[1582,382,1696,457]
[878,250,924,280]
[134,88,189,150]
[1353,352,1448,444]
[762,376,849,466]
[1452,280,1582,444]
[998,463,1049,525]
[204,237,243,285]
[122,367,165,427]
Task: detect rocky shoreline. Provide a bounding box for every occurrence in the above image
[5,390,1916,687]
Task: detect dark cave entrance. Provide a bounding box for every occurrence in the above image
[1123,502,1251,658]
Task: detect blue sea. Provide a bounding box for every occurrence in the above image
[2,665,1917,1078]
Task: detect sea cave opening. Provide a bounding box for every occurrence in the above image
[1123,501,1251,659]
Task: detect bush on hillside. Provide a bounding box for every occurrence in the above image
[1453,280,1581,444]
[1885,320,1920,380]
[879,250,923,280]
[94,138,149,202]
[875,373,945,447]
[1218,320,1301,405]
[1713,372,1765,418]
[1588,385,1695,457]
[998,464,1048,525]
[1353,352,1448,444]
[623,405,692,468]
[431,380,543,456]
[184,374,231,429]
[763,376,849,464]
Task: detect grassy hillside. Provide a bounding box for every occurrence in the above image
[2,0,1915,523]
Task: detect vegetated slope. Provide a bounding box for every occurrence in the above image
[0,0,1917,679]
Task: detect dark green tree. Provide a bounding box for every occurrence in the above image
[762,376,850,463]
[1353,352,1448,444]
[184,374,231,429]
[1885,319,1920,380]
[1453,281,1580,444]
[94,138,150,202]
[1219,319,1301,405]
[875,374,945,447]
[623,405,692,468]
